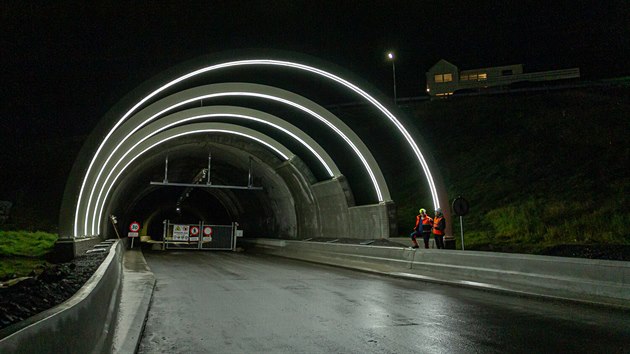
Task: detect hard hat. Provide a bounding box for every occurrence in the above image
[435,208,442,214]
[419,208,426,214]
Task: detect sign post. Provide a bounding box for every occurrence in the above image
[128,221,140,248]
[452,196,470,251]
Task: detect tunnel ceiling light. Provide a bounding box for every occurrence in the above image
[94,128,291,234]
[75,59,439,237]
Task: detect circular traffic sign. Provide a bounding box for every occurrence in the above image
[203,226,213,236]
[129,221,140,232]
[452,196,470,216]
[190,226,200,236]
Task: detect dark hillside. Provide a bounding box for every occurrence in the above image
[405,87,630,252]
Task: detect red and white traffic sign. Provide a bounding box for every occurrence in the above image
[190,226,200,236]
[202,226,213,242]
[129,221,140,232]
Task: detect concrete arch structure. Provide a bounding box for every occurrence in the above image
[89,108,346,235]
[61,55,446,242]
[78,83,392,237]
[87,105,344,235]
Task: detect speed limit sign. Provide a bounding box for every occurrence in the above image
[129,221,140,232]
[128,221,140,238]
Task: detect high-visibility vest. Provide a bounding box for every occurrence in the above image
[433,216,445,235]
[414,215,421,229]
[421,216,433,232]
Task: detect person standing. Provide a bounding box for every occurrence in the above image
[420,209,433,248]
[409,209,423,248]
[432,208,446,249]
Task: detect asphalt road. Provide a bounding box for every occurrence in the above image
[139,251,630,353]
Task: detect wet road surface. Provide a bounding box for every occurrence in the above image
[139,251,630,353]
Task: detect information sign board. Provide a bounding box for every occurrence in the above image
[173,224,190,241]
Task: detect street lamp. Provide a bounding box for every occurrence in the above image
[387,52,397,102]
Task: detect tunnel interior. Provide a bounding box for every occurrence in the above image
[102,134,300,240]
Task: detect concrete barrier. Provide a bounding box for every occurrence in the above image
[0,241,123,353]
[242,239,630,308]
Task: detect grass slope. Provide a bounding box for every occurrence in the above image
[0,230,58,279]
[405,87,630,252]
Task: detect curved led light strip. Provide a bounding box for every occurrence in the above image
[75,59,439,237]
[96,128,291,235]
[83,90,384,236]
[90,110,340,235]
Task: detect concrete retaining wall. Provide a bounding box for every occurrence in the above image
[242,239,630,308]
[0,241,123,353]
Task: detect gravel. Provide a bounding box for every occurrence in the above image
[0,252,106,331]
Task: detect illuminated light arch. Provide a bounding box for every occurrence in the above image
[88,106,343,235]
[95,122,296,235]
[73,59,441,237]
[78,83,391,236]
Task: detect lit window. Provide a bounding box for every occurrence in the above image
[461,75,469,81]
[478,73,487,80]
[434,73,453,83]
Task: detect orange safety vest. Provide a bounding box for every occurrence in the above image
[432,216,445,235]
[421,216,433,233]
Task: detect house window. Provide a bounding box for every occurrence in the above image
[478,73,487,80]
[434,73,453,83]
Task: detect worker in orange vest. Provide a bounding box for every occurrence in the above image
[420,209,433,248]
[409,208,423,248]
[432,208,446,249]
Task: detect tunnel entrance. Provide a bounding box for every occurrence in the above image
[59,53,449,246]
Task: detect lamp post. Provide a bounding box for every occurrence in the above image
[387,52,397,103]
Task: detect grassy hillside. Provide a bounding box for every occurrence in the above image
[0,231,57,279]
[401,87,629,252]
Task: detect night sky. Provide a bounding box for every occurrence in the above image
[1,1,629,224]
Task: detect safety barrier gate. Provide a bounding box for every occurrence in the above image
[162,220,239,251]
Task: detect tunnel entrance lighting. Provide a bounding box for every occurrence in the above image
[60,53,447,242]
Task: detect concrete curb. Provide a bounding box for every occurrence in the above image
[242,239,630,309]
[112,249,156,354]
[0,241,123,353]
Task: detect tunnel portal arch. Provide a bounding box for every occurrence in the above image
[60,53,448,240]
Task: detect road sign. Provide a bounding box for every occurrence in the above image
[452,196,469,251]
[452,197,470,216]
[202,226,213,242]
[190,226,200,242]
[127,232,139,238]
[173,224,190,241]
[129,221,141,232]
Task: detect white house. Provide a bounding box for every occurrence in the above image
[426,59,580,97]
